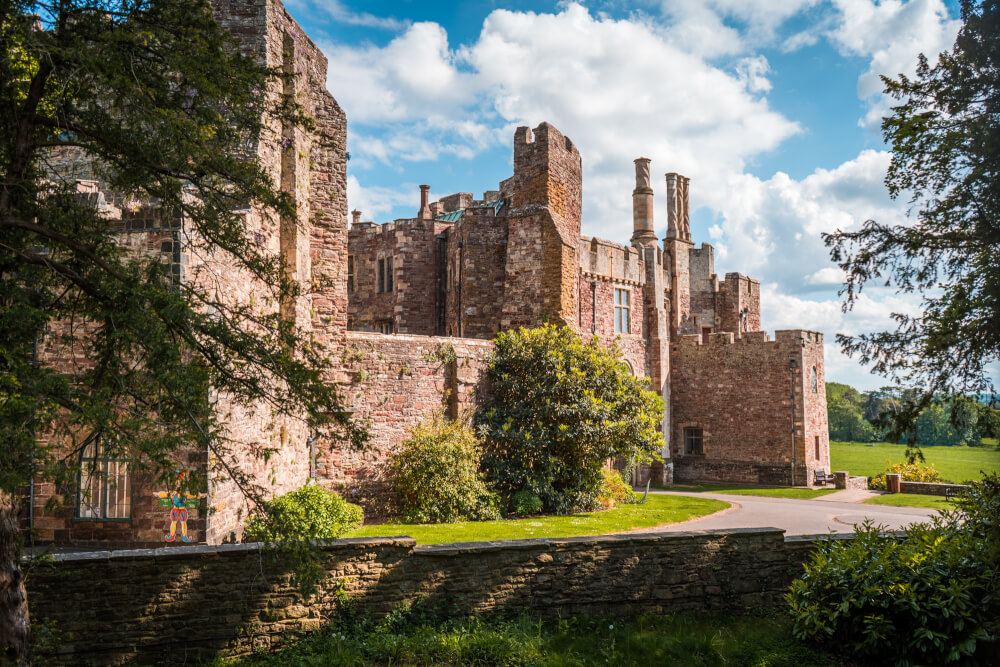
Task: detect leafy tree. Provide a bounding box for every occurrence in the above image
[476,324,664,514]
[823,0,1000,446]
[0,1,360,659]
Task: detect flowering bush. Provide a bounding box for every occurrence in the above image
[597,469,637,509]
[869,459,944,489]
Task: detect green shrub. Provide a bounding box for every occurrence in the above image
[597,468,637,509]
[391,417,500,523]
[509,490,543,516]
[476,324,664,514]
[788,472,1000,665]
[244,482,363,542]
[869,458,944,489]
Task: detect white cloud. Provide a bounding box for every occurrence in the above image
[347,176,421,222]
[286,0,405,30]
[826,0,961,127]
[735,55,773,93]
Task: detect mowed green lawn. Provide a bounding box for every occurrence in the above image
[864,493,956,510]
[831,441,1000,483]
[346,494,728,545]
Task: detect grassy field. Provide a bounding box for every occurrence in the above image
[831,441,1000,482]
[226,612,845,666]
[863,493,956,510]
[657,484,837,499]
[345,494,728,545]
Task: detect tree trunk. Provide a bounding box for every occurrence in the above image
[0,492,29,664]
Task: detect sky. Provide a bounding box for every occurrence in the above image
[284,0,974,391]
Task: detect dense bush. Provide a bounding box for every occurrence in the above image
[509,490,543,516]
[788,473,1000,665]
[868,459,944,489]
[391,417,500,523]
[597,468,637,509]
[476,324,664,514]
[244,482,363,542]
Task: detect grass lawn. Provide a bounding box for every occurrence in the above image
[345,494,728,545]
[831,441,1000,482]
[864,493,957,510]
[226,611,845,666]
[657,484,837,499]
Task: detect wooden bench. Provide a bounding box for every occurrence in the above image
[814,469,835,486]
[945,486,963,501]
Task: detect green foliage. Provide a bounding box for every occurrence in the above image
[509,490,543,516]
[823,0,1000,439]
[244,483,363,543]
[597,468,637,509]
[227,611,844,666]
[788,473,1000,665]
[868,459,944,490]
[476,324,664,514]
[391,417,500,524]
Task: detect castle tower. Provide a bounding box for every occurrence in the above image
[500,123,583,330]
[630,157,657,247]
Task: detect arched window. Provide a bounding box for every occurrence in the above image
[811,367,818,393]
[77,443,131,520]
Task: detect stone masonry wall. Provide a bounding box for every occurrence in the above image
[27,527,823,664]
[320,331,492,514]
[670,331,826,485]
[444,207,508,338]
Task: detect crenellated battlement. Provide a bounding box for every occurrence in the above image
[579,236,645,285]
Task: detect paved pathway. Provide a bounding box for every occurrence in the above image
[653,490,937,536]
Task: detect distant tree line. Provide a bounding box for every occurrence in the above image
[827,383,1000,447]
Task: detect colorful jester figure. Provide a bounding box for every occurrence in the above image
[156,471,202,543]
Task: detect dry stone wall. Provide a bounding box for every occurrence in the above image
[27,527,823,665]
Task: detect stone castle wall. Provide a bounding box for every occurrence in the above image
[322,331,492,514]
[27,527,823,664]
[670,330,828,485]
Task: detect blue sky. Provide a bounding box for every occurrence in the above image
[284,0,978,390]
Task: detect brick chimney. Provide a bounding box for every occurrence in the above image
[417,184,432,220]
[351,209,361,225]
[665,172,691,242]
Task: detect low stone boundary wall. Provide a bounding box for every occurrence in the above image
[26,527,830,664]
[899,481,969,496]
[834,471,869,490]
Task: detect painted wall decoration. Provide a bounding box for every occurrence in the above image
[156,471,204,543]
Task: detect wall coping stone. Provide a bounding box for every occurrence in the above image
[33,536,417,563]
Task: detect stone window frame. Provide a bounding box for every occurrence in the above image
[377,257,385,293]
[376,319,394,335]
[377,256,394,294]
[614,287,631,334]
[76,442,132,522]
[386,255,394,293]
[347,255,355,294]
[811,367,818,393]
[681,425,705,456]
[814,435,821,460]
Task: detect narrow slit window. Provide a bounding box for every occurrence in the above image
[811,367,818,393]
[614,288,630,334]
[347,255,355,294]
[77,443,131,520]
[377,258,385,293]
[386,256,394,293]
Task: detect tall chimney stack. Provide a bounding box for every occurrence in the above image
[351,209,361,225]
[665,173,691,242]
[630,157,656,246]
[417,184,432,220]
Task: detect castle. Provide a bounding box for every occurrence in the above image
[25,0,828,547]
